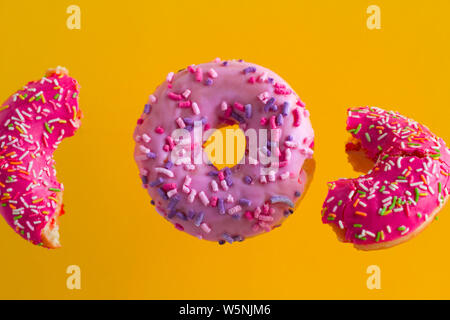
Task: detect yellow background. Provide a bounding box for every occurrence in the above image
[0,0,449,299]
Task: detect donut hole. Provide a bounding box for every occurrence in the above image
[203,124,246,170]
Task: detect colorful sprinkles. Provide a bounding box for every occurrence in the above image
[0,67,81,247]
[322,106,450,248]
[134,59,314,244]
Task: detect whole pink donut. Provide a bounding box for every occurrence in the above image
[134,59,314,244]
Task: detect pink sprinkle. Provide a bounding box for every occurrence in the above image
[244,211,254,220]
[221,101,228,111]
[204,123,211,131]
[257,91,269,103]
[182,89,191,99]
[224,107,232,118]
[200,222,211,233]
[208,68,218,78]
[162,183,177,191]
[175,223,184,231]
[234,102,244,111]
[296,99,306,107]
[178,100,192,108]
[199,191,210,206]
[218,171,225,181]
[195,67,203,82]
[191,102,200,115]
[168,92,183,101]
[260,117,268,125]
[257,72,268,82]
[292,108,301,127]
[184,175,192,186]
[166,72,175,82]
[166,136,175,150]
[270,115,277,129]
[210,196,218,207]
[163,144,170,152]
[187,65,195,73]
[148,94,157,103]
[137,118,144,125]
[155,126,165,134]
[248,76,256,84]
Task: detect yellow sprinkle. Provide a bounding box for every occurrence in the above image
[0,105,9,112]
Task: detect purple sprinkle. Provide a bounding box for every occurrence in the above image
[218,198,225,215]
[222,233,234,243]
[222,61,228,66]
[201,116,208,124]
[167,195,180,210]
[144,104,152,114]
[176,212,187,221]
[268,77,274,83]
[158,188,168,200]
[193,211,204,227]
[243,175,252,184]
[264,97,275,112]
[187,210,196,219]
[239,198,252,207]
[164,161,173,169]
[225,176,233,187]
[224,167,232,176]
[286,135,293,141]
[276,114,284,126]
[218,240,226,245]
[147,152,156,159]
[244,104,252,118]
[150,200,155,205]
[208,170,219,176]
[141,175,148,185]
[205,78,213,86]
[149,177,164,187]
[185,125,193,132]
[231,111,245,123]
[233,235,244,242]
[232,213,241,220]
[283,210,291,217]
[270,104,278,112]
[294,191,301,197]
[168,210,176,219]
[281,102,290,116]
[183,117,193,125]
[243,66,257,74]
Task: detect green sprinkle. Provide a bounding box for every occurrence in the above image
[36,95,42,101]
[327,216,335,221]
[417,213,422,218]
[54,93,60,100]
[397,176,406,180]
[44,122,53,134]
[379,206,387,216]
[369,125,375,129]
[353,224,362,228]
[365,132,371,142]
[415,187,420,203]
[354,123,362,134]
[338,200,343,206]
[375,231,382,242]
[49,188,61,192]
[382,154,389,160]
[7,176,13,181]
[388,196,397,210]
[430,153,440,158]
[435,216,439,221]
[379,186,386,192]
[398,226,406,231]
[13,215,22,220]
[377,145,382,151]
[408,142,421,147]
[72,92,78,98]
[438,182,442,193]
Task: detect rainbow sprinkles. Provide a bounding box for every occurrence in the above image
[322,106,450,250]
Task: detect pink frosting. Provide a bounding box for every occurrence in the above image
[0,68,81,246]
[322,106,450,246]
[134,59,314,244]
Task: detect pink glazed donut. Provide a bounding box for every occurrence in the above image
[322,106,450,250]
[0,67,82,248]
[134,59,314,244]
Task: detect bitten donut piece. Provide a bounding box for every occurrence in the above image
[134,59,314,244]
[322,106,450,250]
[0,67,82,248]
